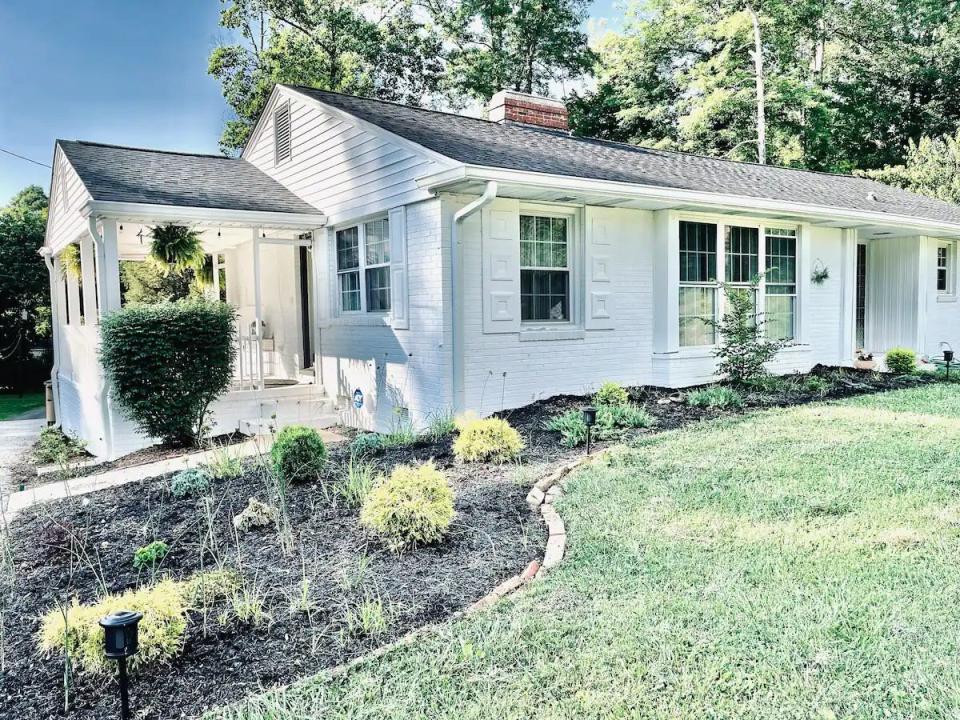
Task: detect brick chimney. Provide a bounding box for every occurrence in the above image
[487,90,569,131]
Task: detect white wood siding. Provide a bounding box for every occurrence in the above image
[45,146,92,253]
[866,236,922,352]
[243,88,453,225]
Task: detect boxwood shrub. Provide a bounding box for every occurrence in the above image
[885,347,917,374]
[271,425,327,484]
[100,299,236,445]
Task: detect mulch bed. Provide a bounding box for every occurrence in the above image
[1,438,545,720]
[0,365,938,719]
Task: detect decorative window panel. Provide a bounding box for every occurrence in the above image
[520,215,569,321]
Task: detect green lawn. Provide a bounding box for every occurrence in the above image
[0,392,44,420]
[211,384,960,720]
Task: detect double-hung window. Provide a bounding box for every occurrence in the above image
[937,242,953,294]
[679,221,717,346]
[725,225,760,322]
[520,214,570,322]
[764,228,797,340]
[336,218,391,313]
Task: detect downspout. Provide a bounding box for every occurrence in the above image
[39,247,61,426]
[450,181,498,413]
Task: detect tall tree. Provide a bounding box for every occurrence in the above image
[209,0,446,153]
[0,186,50,389]
[859,131,960,205]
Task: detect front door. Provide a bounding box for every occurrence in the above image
[298,246,313,369]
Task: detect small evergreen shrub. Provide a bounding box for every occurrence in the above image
[349,432,385,458]
[133,540,170,570]
[545,411,589,447]
[453,417,524,463]
[886,347,917,374]
[33,427,86,464]
[169,468,211,498]
[232,497,278,532]
[594,381,629,407]
[99,299,236,445]
[39,580,188,675]
[712,282,789,383]
[686,386,744,409]
[271,425,327,484]
[360,461,455,551]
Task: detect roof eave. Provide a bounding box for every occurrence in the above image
[418,165,960,236]
[84,200,325,229]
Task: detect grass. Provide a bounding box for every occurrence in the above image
[209,384,960,720]
[0,392,44,420]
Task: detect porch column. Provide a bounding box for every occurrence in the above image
[97,219,123,314]
[838,228,857,360]
[211,253,221,301]
[252,228,265,390]
[79,234,98,323]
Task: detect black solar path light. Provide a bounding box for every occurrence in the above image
[100,610,143,720]
[942,342,954,379]
[582,406,598,455]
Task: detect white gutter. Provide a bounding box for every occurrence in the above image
[450,181,498,412]
[38,247,60,426]
[420,165,960,237]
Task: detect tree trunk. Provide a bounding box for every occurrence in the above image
[747,4,766,165]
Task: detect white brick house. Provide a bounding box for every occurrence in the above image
[44,86,960,458]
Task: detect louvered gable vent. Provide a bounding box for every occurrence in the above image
[274,101,292,164]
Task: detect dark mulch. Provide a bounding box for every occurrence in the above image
[1,439,544,720]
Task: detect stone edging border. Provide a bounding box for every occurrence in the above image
[319,451,609,685]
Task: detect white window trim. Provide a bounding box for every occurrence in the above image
[936,240,956,299]
[518,204,580,332]
[675,213,801,348]
[333,217,391,317]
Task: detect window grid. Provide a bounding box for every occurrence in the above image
[336,219,391,314]
[937,245,950,293]
[725,226,759,285]
[521,215,570,322]
[679,221,718,346]
[764,228,797,341]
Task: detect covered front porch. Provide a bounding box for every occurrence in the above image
[48,202,336,459]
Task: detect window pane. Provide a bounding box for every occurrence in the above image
[726,226,759,283]
[365,266,391,312]
[520,215,568,269]
[521,269,568,321]
[765,229,796,284]
[938,246,949,292]
[364,219,390,266]
[339,270,360,312]
[679,221,717,282]
[678,286,716,346]
[765,294,795,340]
[336,227,359,270]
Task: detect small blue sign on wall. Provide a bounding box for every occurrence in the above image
[352,388,364,409]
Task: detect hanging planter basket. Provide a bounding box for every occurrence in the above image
[149,224,206,274]
[810,259,830,285]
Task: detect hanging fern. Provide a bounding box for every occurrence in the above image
[149,224,206,273]
[60,243,82,280]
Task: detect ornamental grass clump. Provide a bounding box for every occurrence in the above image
[39,580,188,675]
[886,347,917,374]
[686,386,744,409]
[99,299,236,446]
[452,417,524,463]
[270,425,327,485]
[360,461,455,552]
[546,403,654,447]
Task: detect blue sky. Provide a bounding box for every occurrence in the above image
[0,0,621,204]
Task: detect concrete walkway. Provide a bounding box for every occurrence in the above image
[0,417,45,499]
[3,428,345,523]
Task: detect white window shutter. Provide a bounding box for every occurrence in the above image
[585,207,615,330]
[389,206,409,329]
[482,200,521,334]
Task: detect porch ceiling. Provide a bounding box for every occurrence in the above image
[116,222,310,260]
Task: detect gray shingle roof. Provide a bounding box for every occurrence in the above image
[58,140,322,216]
[292,86,960,228]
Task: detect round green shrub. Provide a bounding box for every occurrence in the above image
[885,347,917,374]
[169,467,211,498]
[360,461,455,552]
[100,299,237,445]
[594,381,629,407]
[452,417,524,463]
[349,432,385,458]
[271,425,327,484]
